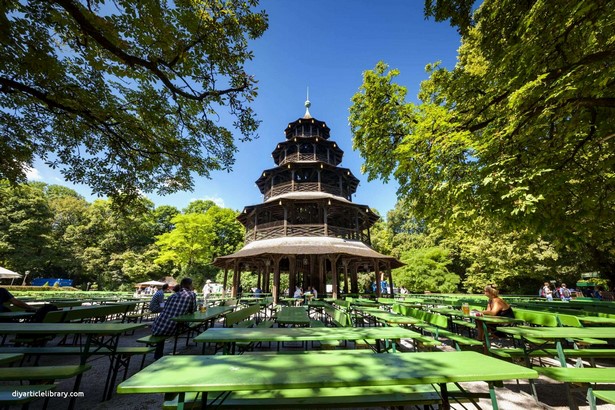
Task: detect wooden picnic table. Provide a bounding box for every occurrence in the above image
[354,307,421,326]
[194,325,427,354]
[0,311,34,321]
[496,326,615,366]
[172,306,234,325]
[117,350,537,410]
[575,315,615,325]
[275,306,310,326]
[496,325,615,410]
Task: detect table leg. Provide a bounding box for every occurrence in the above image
[488,381,499,410]
[439,382,450,410]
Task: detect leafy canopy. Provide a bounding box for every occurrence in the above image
[0,0,268,202]
[349,0,614,283]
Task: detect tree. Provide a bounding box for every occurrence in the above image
[66,197,159,288]
[0,181,54,275]
[39,183,90,278]
[394,247,459,293]
[441,217,565,294]
[152,205,180,236]
[1,0,268,202]
[155,205,243,277]
[349,1,615,284]
[183,199,217,214]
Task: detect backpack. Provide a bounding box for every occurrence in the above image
[539,287,545,297]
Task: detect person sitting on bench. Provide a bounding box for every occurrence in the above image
[0,287,36,313]
[151,278,197,358]
[149,283,169,313]
[476,284,514,347]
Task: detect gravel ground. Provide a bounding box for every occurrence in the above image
[4,320,615,410]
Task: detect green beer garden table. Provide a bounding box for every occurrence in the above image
[275,306,311,326]
[195,326,434,354]
[354,306,421,326]
[117,350,537,410]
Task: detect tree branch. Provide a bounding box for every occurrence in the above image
[51,0,248,101]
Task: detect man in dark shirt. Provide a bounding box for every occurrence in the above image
[149,283,169,313]
[0,287,36,313]
[151,278,197,358]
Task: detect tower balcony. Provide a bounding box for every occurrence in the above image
[244,223,369,245]
[265,181,352,201]
[278,152,336,167]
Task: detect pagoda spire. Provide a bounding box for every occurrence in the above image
[303,87,312,119]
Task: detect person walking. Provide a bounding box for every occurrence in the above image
[541,282,553,301]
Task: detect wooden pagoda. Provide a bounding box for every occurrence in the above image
[213,100,402,303]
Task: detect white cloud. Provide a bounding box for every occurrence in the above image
[25,166,43,181]
[190,196,225,207]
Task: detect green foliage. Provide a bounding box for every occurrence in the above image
[183,200,217,214]
[0,181,54,275]
[424,0,475,35]
[155,205,244,280]
[1,0,268,203]
[350,0,615,285]
[151,205,180,236]
[394,247,460,293]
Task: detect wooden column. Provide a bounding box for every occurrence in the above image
[232,262,239,298]
[272,256,282,304]
[318,256,326,296]
[343,259,349,294]
[386,262,394,297]
[309,255,316,290]
[222,264,230,297]
[330,255,340,299]
[289,255,297,294]
[373,258,381,298]
[264,259,271,293]
[351,263,358,294]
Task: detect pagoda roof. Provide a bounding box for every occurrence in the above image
[212,236,404,268]
[237,192,380,225]
[255,163,360,189]
[285,116,331,140]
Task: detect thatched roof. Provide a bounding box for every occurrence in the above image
[213,236,403,268]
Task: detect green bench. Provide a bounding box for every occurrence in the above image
[394,306,482,351]
[534,367,615,410]
[591,390,615,409]
[224,304,262,328]
[490,347,615,360]
[162,383,475,409]
[321,305,352,348]
[137,334,174,359]
[236,320,276,352]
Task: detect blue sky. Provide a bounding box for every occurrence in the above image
[28,1,461,218]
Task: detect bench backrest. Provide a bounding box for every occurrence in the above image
[391,306,448,329]
[223,298,238,307]
[63,304,129,323]
[555,313,582,327]
[323,305,351,327]
[225,304,261,327]
[513,309,558,327]
[333,299,351,310]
